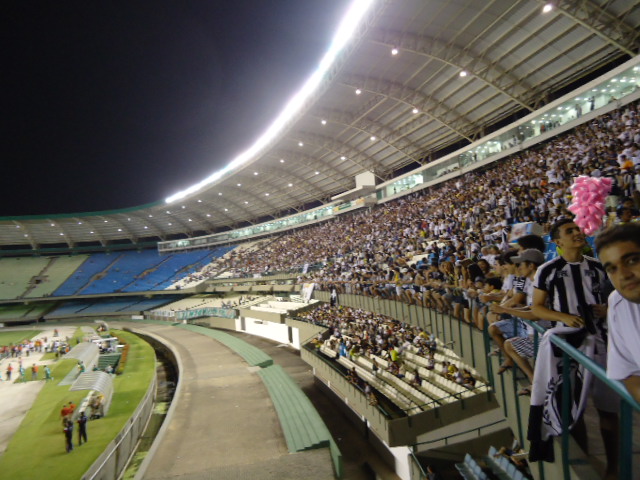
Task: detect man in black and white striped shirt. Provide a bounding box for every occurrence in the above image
[528,219,618,478]
[534,242,607,326]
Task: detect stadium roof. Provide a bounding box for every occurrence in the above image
[2,0,639,249]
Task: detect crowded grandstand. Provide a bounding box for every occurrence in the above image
[1,1,640,479]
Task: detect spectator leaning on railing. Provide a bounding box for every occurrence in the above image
[595,223,640,403]
[492,249,550,395]
[528,219,618,478]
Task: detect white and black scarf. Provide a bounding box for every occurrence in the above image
[527,324,595,462]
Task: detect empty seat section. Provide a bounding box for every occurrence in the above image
[46,247,238,297]
[0,257,49,299]
[0,304,35,321]
[121,297,179,312]
[45,296,181,317]
[27,255,89,298]
[53,253,118,296]
[46,301,94,317]
[81,250,161,294]
[80,297,144,314]
[22,303,53,320]
[152,245,236,289]
[122,249,218,292]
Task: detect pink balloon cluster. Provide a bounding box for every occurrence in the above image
[567,176,613,236]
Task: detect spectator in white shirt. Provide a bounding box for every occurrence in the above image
[596,223,640,403]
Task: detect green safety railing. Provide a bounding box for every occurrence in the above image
[475,310,639,480]
[467,310,640,480]
[409,449,428,480]
[520,318,640,480]
[411,419,507,450]
[307,288,640,478]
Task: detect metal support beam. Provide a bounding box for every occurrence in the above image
[341,76,474,141]
[45,218,75,248]
[272,149,357,189]
[12,221,37,250]
[76,218,107,247]
[369,30,535,111]
[294,131,388,179]
[311,109,422,162]
[544,0,639,56]
[125,214,167,241]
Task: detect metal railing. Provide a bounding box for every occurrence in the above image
[411,419,507,450]
[300,319,491,418]
[409,449,428,480]
[84,374,157,480]
[303,344,394,418]
[521,318,640,479]
[306,289,640,479]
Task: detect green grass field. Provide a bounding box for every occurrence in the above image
[0,330,42,346]
[38,351,57,361]
[0,329,156,479]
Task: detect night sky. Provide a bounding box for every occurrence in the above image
[2,1,350,216]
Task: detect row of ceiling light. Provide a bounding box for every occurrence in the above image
[47,1,558,236]
[153,2,560,232]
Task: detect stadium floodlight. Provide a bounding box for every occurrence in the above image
[542,3,553,13]
[165,0,375,204]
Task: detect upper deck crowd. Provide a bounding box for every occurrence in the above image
[216,100,639,287]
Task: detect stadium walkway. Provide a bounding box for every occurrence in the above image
[119,322,336,480]
[221,330,401,480]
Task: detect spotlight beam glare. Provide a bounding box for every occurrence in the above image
[165,0,375,204]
